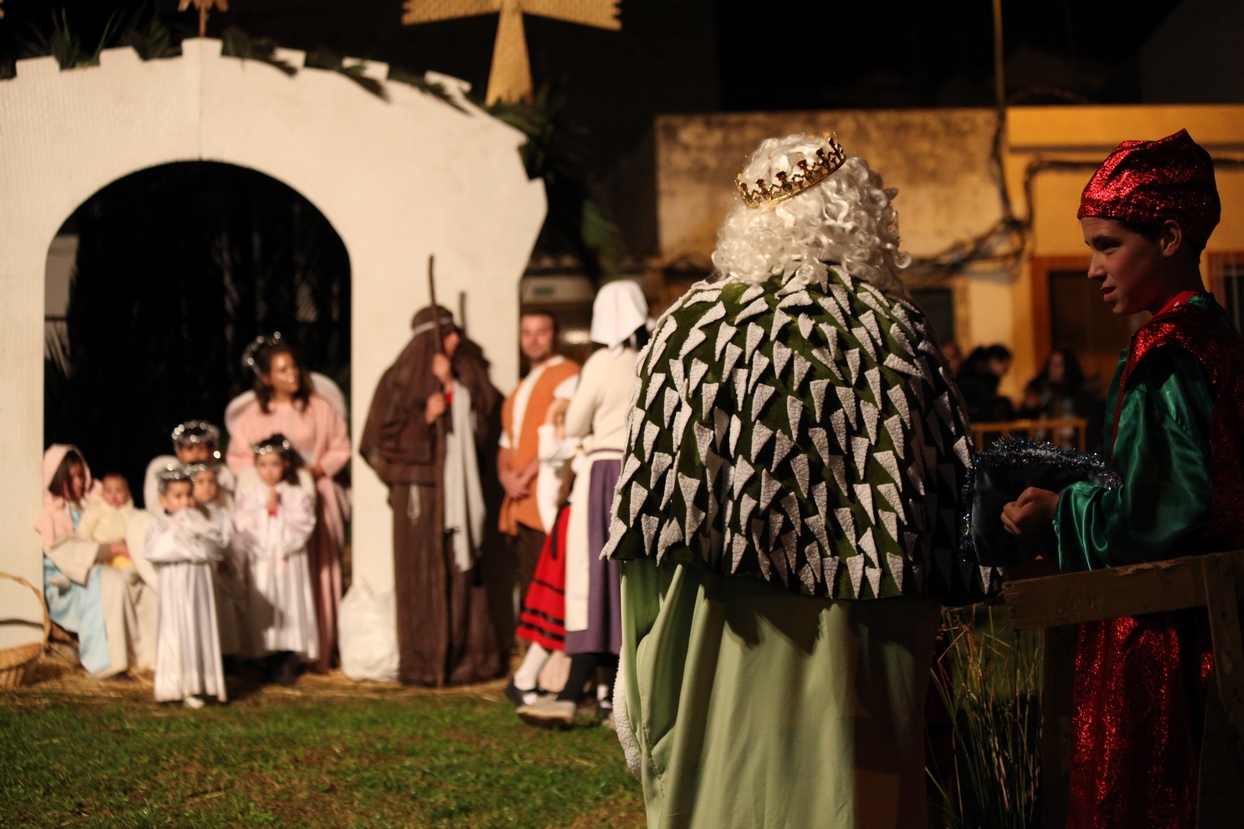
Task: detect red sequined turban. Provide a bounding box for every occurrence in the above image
[1078,128,1220,249]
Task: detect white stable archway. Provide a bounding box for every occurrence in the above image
[0,39,546,641]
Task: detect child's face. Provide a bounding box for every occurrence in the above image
[102,476,130,508]
[1082,216,1169,317]
[176,443,212,464]
[255,452,287,486]
[192,470,219,505]
[159,481,194,514]
[62,462,86,502]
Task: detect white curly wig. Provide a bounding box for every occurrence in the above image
[712,133,911,299]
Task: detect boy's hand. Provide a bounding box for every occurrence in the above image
[267,487,280,513]
[1001,487,1060,538]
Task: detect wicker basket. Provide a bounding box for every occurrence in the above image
[0,572,50,690]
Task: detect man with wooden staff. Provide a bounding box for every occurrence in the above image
[360,294,505,687]
[1003,129,1244,829]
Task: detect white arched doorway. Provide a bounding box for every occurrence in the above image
[0,38,546,643]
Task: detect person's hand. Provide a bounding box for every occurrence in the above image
[110,540,129,558]
[267,486,280,513]
[499,467,530,500]
[515,455,539,487]
[545,397,570,427]
[425,391,448,423]
[1001,487,1060,538]
[431,353,453,387]
[308,463,326,480]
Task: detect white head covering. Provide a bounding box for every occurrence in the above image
[590,280,649,350]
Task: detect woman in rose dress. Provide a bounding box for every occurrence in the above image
[225,336,350,672]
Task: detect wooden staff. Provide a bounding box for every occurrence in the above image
[428,255,452,439]
[428,254,442,352]
[426,254,450,682]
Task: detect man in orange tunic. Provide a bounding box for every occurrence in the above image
[498,311,580,631]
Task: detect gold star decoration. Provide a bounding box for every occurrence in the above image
[178,0,229,38]
[402,0,620,105]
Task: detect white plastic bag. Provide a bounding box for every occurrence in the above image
[338,584,399,682]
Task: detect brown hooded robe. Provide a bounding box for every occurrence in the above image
[360,306,504,686]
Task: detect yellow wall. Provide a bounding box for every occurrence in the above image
[1002,105,1244,396]
[655,105,1244,402]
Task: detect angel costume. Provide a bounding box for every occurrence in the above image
[603,134,997,828]
[233,478,320,662]
[35,445,157,678]
[226,372,350,671]
[146,505,229,703]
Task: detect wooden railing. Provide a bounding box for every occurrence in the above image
[970,417,1089,452]
[1003,552,1244,828]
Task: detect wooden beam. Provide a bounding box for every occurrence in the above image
[1000,552,1244,631]
[1203,554,1244,754]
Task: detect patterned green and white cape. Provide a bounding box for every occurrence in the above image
[602,267,1001,601]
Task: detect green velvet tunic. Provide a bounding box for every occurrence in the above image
[1054,295,1225,570]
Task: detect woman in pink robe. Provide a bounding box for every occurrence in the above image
[225,340,350,673]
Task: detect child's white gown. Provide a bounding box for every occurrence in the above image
[145,508,229,702]
[234,480,319,661]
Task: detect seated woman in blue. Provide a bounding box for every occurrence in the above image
[35,445,155,677]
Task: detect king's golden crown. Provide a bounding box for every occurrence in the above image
[735,134,847,208]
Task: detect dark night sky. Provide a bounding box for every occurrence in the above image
[0,0,1202,252]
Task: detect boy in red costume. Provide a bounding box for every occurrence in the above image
[1003,129,1244,828]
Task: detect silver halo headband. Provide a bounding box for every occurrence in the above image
[181,462,217,479]
[242,332,284,376]
[156,464,193,494]
[251,437,293,456]
[171,420,220,447]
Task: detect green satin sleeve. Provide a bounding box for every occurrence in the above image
[1054,347,1214,571]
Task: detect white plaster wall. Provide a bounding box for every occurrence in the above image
[0,39,546,644]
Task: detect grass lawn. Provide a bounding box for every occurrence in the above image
[1,660,645,828]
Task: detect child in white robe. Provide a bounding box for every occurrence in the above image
[146,466,229,707]
[233,434,319,685]
[186,463,247,659]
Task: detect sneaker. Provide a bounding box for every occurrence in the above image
[516,698,576,729]
[182,696,205,709]
[596,704,615,730]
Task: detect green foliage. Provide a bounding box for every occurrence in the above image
[1,692,641,827]
[929,606,1043,829]
[491,84,625,281]
[21,9,119,69]
[117,12,182,61]
[218,27,295,76]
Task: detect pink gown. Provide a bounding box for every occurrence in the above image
[226,394,350,672]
